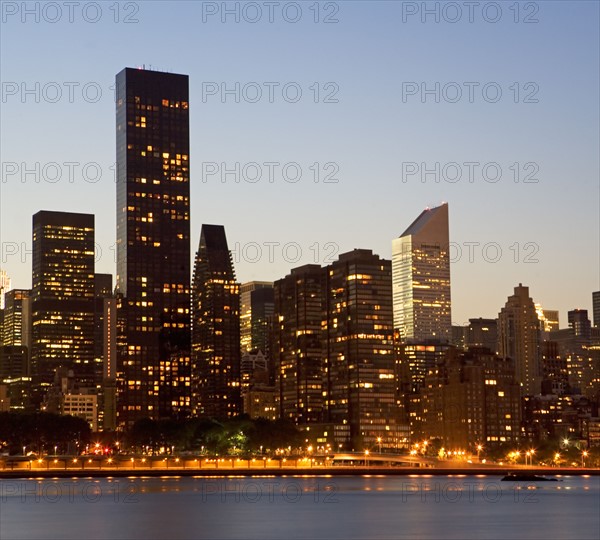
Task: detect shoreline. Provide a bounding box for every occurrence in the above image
[1,466,599,480]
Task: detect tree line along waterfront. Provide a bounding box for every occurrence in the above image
[1,412,599,470]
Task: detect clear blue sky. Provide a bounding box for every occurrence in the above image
[1,0,598,325]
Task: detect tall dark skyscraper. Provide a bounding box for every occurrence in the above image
[392,204,451,342]
[115,68,191,426]
[31,211,96,399]
[273,265,325,425]
[191,225,241,418]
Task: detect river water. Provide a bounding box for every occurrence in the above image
[1,475,598,539]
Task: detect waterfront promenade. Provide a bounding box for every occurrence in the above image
[1,454,598,479]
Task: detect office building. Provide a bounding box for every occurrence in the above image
[31,211,95,402]
[2,289,32,355]
[115,67,191,426]
[392,204,451,342]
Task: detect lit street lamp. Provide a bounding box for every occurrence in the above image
[581,451,588,468]
[377,437,382,454]
[554,452,561,466]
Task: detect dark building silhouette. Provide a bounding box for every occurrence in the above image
[191,225,240,418]
[467,318,498,353]
[94,274,117,430]
[540,340,569,395]
[31,211,95,404]
[115,68,191,426]
[240,281,274,354]
[593,291,600,328]
[568,309,592,347]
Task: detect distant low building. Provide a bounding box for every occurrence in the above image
[62,393,98,432]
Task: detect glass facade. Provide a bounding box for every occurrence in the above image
[392,204,451,342]
[31,211,96,403]
[2,289,31,349]
[115,68,191,426]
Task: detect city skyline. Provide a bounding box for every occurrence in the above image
[1,2,599,326]
[1,178,597,328]
[1,4,598,540]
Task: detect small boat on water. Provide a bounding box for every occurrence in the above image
[501,472,558,482]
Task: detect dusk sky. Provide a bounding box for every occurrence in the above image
[1,0,598,325]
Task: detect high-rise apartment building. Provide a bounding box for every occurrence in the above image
[396,339,452,441]
[115,68,191,426]
[273,265,325,425]
[497,284,541,396]
[191,224,240,418]
[323,249,402,450]
[392,204,451,342]
[31,211,96,402]
[593,291,600,328]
